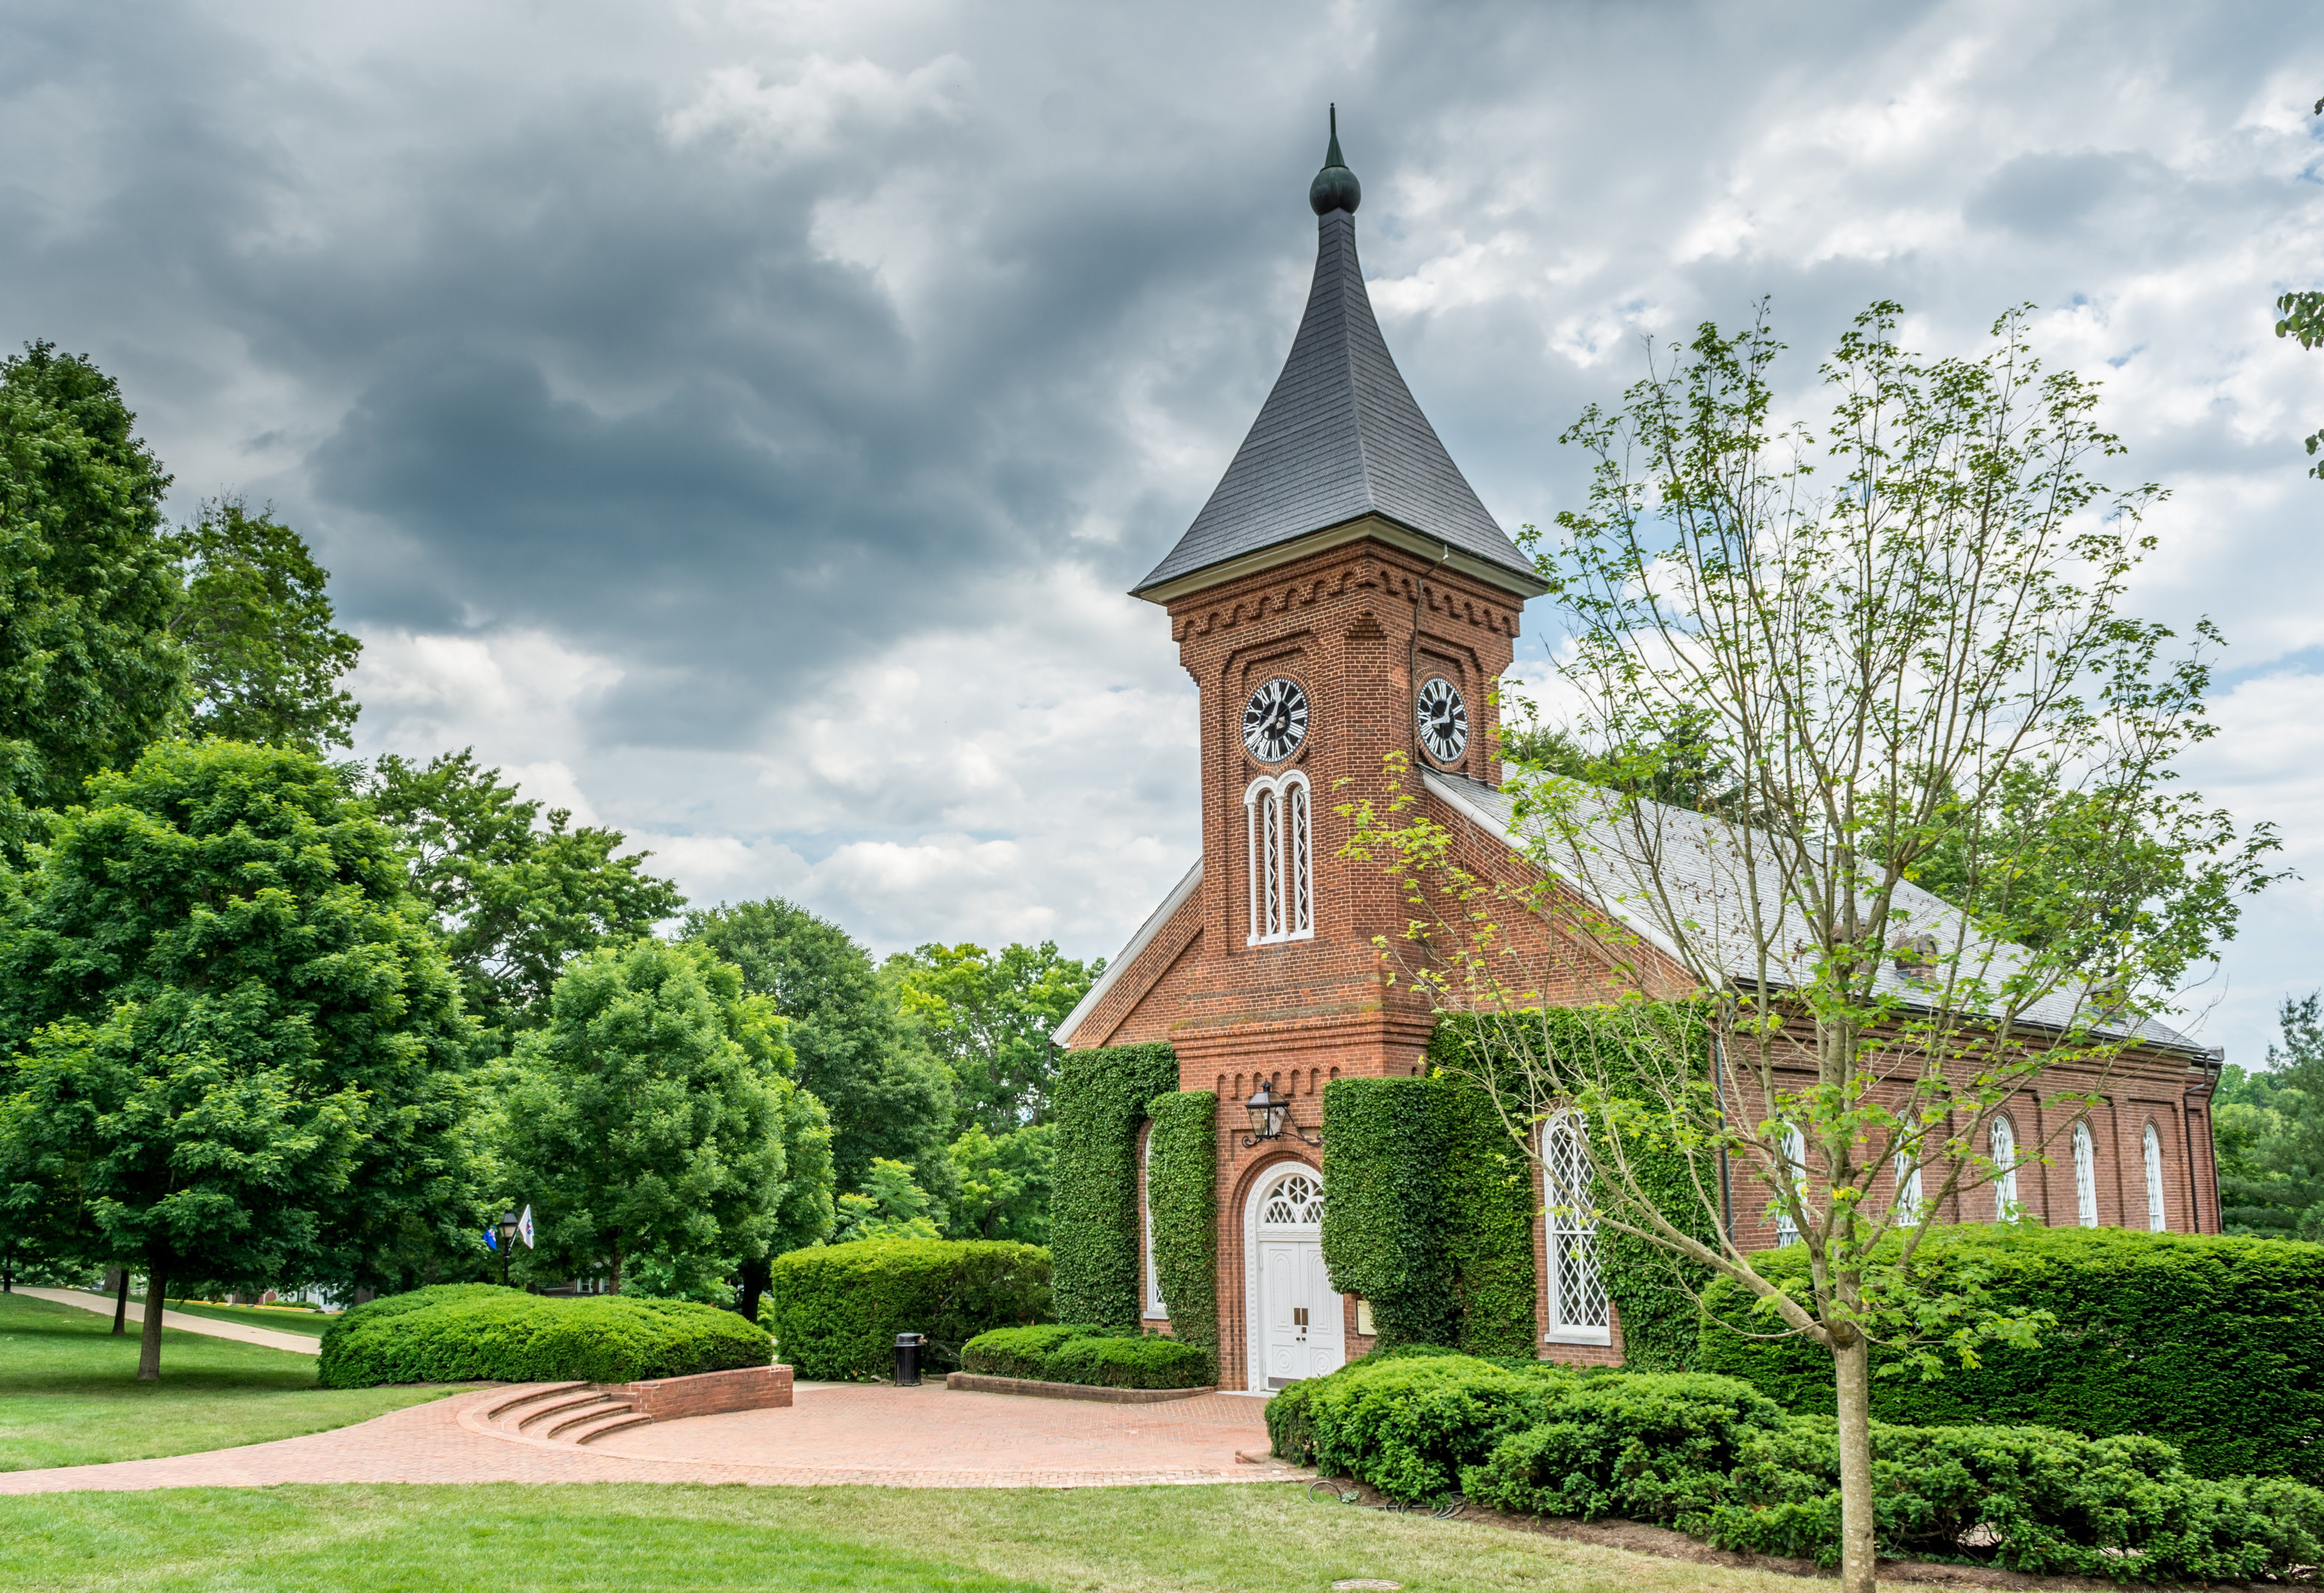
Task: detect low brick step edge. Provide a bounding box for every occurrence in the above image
[945,1372,1215,1404]
[481,1382,588,1423]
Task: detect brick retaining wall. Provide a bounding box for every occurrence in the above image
[599,1364,792,1420]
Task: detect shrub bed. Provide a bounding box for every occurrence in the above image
[763,1238,1051,1381]
[316,1284,771,1388]
[1698,1225,2324,1482]
[960,1324,1213,1389]
[1278,1344,2324,1581]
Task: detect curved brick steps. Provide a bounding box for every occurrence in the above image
[470,1367,795,1450]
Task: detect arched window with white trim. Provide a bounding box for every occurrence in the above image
[2072,1121,2098,1227]
[1990,1114,2020,1221]
[1245,771,1314,947]
[1774,1123,1807,1246]
[1893,1150,1924,1226]
[1542,1113,1610,1344]
[2143,1123,2167,1233]
[1142,1130,1166,1319]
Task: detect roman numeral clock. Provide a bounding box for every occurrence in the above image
[1416,676,1467,763]
[1242,678,1309,762]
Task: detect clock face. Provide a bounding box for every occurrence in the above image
[1416,676,1467,763]
[1242,677,1309,763]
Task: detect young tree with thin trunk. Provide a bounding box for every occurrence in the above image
[1346,302,2276,1593]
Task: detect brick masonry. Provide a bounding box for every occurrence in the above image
[943,1372,1215,1403]
[1071,523,2225,1392]
[600,1364,792,1420]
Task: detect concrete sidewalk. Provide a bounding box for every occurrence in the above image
[17,1287,322,1356]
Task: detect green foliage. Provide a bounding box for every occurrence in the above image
[1144,1090,1217,1351]
[680,900,953,1195]
[1697,1224,2324,1482]
[0,341,184,843]
[1271,1351,1572,1503]
[1049,1042,1178,1328]
[0,740,476,1316]
[943,1122,1054,1243]
[1461,1372,1785,1522]
[884,940,1101,1134]
[499,939,830,1302]
[1705,1418,2324,1581]
[2276,281,2324,480]
[1431,1009,1718,1370]
[762,1238,1051,1380]
[2215,992,2324,1238]
[1040,1331,1211,1389]
[369,750,685,1047]
[167,500,361,752]
[956,1322,1090,1380]
[316,1283,770,1388]
[834,1158,942,1243]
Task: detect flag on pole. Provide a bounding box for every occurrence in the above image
[518,1205,536,1249]
[483,1226,497,1252]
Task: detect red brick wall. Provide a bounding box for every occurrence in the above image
[602,1364,792,1419]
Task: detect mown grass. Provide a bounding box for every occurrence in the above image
[0,1293,461,1472]
[0,1482,1809,1593]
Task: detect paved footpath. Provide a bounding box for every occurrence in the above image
[18,1287,321,1355]
[0,1383,1296,1495]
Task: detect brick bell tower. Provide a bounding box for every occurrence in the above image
[1127,111,1548,1106]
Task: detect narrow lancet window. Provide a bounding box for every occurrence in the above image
[1245,772,1315,947]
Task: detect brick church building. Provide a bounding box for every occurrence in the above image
[1051,122,2225,1394]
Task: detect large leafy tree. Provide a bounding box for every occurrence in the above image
[943,1122,1054,1244]
[167,500,363,751]
[0,343,184,847]
[679,900,953,1194]
[2216,993,2324,1237]
[884,940,1101,1133]
[0,740,478,1376]
[1351,302,2275,1593]
[498,938,831,1302]
[368,749,684,1047]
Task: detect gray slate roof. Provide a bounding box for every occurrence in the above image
[1133,209,1537,595]
[1422,768,2210,1059]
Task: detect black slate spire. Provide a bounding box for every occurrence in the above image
[1133,112,1540,600]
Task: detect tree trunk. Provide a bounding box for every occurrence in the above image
[1834,1329,1878,1593]
[736,1258,770,1326]
[136,1270,167,1381]
[111,1269,130,1334]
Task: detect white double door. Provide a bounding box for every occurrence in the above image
[1249,1166,1345,1389]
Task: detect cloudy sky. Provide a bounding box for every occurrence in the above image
[5,0,2320,1066]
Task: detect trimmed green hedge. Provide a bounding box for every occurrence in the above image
[763,1239,1051,1381]
[961,1323,1213,1389]
[316,1284,772,1387]
[1698,1224,2324,1482]
[1145,1090,1217,1352]
[1270,1349,1573,1501]
[1464,1371,1786,1520]
[1050,1042,1177,1327]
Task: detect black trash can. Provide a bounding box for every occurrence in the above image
[894,1332,926,1386]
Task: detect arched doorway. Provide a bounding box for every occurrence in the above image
[1242,1162,1345,1390]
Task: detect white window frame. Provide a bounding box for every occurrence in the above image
[2143,1122,2166,1233]
[1142,1130,1166,1319]
[1990,1114,2020,1221]
[1542,1112,1611,1345]
[1245,771,1315,947]
[1893,1149,1924,1226]
[2072,1121,2098,1227]
[1774,1123,1807,1246]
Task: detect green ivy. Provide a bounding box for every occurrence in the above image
[1049,1041,1179,1326]
[1146,1090,1218,1354]
[1429,1005,1716,1372]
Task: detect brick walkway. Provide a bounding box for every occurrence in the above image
[18,1287,321,1356]
[0,1382,1298,1495]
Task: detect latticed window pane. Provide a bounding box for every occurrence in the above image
[2073,1123,2098,1227]
[1775,1125,1805,1246]
[1544,1115,1608,1331]
[1260,791,1282,939]
[1290,784,1312,933]
[1261,1172,1322,1226]
[2143,1124,2165,1232]
[1893,1151,1922,1226]
[1991,1115,2019,1220]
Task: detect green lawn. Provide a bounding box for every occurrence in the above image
[41,1290,338,1338]
[0,1293,462,1472]
[0,1482,1798,1593]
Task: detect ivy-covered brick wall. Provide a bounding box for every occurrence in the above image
[1050,1041,1179,1326]
[1145,1089,1217,1355]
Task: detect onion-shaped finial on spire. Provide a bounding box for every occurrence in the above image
[1309,103,1361,215]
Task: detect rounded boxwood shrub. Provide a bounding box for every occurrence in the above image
[1042,1333,1211,1389]
[1273,1350,1576,1503]
[961,1324,1095,1381]
[1698,1225,2324,1482]
[316,1284,772,1388]
[1460,1372,1785,1524]
[764,1238,1051,1381]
